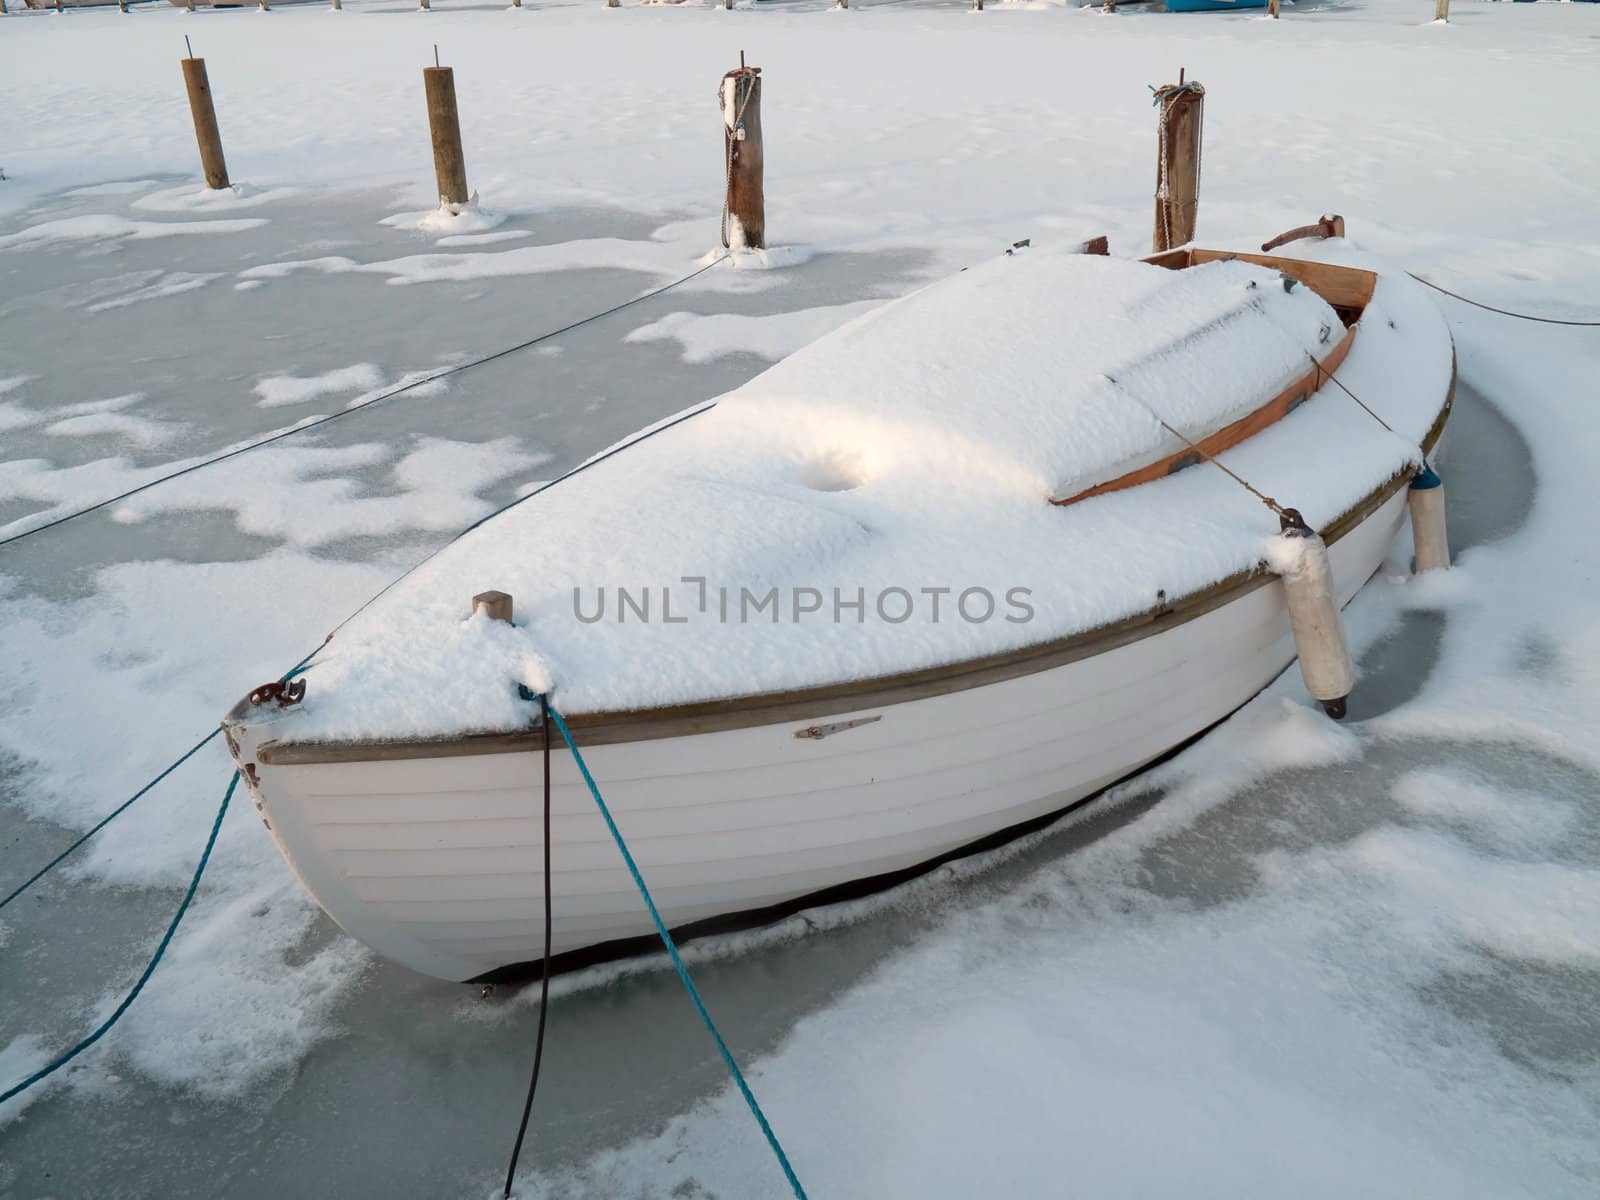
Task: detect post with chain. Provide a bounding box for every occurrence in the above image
[1151,69,1203,254]
[719,55,765,252]
[182,45,231,190]
[423,53,470,208]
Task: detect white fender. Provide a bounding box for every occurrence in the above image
[1408,465,1450,573]
[1270,515,1356,719]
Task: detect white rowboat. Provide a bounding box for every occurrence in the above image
[223,241,1454,981]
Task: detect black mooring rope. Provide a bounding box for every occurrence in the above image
[1407,272,1600,327]
[0,255,730,552]
[502,694,555,1199]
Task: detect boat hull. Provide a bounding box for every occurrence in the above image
[226,481,1410,982]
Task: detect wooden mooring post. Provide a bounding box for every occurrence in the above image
[472,590,513,624]
[1152,69,1203,254]
[423,53,470,208]
[1435,0,1449,22]
[1268,0,1279,17]
[182,45,231,191]
[720,55,765,251]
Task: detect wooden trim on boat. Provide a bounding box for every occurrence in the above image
[1049,249,1378,506]
[1050,322,1357,507]
[1145,248,1378,315]
[254,353,1452,766]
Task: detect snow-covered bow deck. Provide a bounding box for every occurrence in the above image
[254,242,1452,745]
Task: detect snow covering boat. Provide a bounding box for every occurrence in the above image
[222,241,1454,982]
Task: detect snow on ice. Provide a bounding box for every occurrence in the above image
[1,1,1598,1196]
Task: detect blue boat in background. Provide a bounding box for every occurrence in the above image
[1165,0,1269,11]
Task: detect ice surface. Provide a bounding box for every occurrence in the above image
[626,299,885,363]
[252,362,385,408]
[0,214,267,249]
[380,202,508,237]
[1,2,1598,1197]
[108,436,548,547]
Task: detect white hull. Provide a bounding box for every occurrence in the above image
[228,487,1407,982]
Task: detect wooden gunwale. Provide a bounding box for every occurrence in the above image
[253,266,1442,768]
[1054,248,1376,506]
[1051,322,1357,506]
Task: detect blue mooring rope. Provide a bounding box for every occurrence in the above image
[0,772,238,1107]
[545,704,808,1200]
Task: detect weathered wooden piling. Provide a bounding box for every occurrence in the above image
[607,0,618,8]
[1152,70,1204,254]
[1268,0,1279,17]
[330,0,341,9]
[473,590,514,624]
[419,0,430,10]
[423,62,470,207]
[1435,0,1449,22]
[720,58,765,251]
[182,52,231,191]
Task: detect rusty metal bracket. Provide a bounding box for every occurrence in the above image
[794,715,881,741]
[1260,214,1345,253]
[249,678,306,708]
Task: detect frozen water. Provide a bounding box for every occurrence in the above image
[1,1,1598,1197]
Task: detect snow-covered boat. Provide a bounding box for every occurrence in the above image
[222,240,1454,982]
